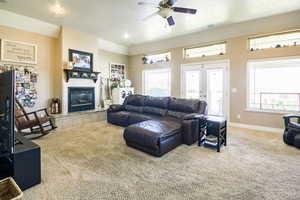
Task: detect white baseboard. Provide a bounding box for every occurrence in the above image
[228,122,283,134]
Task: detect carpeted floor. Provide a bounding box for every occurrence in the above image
[23,121,300,200]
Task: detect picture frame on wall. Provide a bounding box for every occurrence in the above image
[69,49,93,72]
[109,63,126,80]
[0,39,37,64]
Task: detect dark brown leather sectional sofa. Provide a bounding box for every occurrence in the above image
[107,95,207,157]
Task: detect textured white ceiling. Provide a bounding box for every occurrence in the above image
[1,0,300,46]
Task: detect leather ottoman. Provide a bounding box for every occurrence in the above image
[124,120,182,157]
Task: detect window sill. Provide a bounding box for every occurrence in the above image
[245,109,300,115]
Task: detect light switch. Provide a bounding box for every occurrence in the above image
[231,88,237,93]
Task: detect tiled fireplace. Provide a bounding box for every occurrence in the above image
[68,87,95,112]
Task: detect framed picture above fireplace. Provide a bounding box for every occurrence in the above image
[69,49,93,72]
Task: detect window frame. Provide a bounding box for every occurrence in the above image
[183,42,226,59]
[246,56,300,113]
[248,30,300,51]
[142,68,171,97]
[143,52,171,64]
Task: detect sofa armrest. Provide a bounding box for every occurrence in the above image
[183,113,206,120]
[107,104,124,113]
[181,119,199,145]
[181,113,207,145]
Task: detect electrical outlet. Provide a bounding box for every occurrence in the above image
[237,114,241,119]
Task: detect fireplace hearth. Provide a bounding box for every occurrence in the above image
[68,87,95,112]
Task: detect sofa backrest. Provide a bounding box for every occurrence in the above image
[167,98,207,119]
[123,95,207,118]
[143,96,170,116]
[124,95,146,113]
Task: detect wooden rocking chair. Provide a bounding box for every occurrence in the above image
[15,100,57,139]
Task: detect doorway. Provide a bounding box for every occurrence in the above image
[181,61,229,117]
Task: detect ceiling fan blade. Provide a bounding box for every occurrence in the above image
[143,11,159,21]
[172,7,197,14]
[167,16,175,26]
[166,0,177,6]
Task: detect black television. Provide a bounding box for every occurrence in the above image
[0,70,15,157]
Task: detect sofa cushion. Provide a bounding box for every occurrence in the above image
[107,111,130,126]
[142,96,169,116]
[124,95,145,106]
[125,105,143,113]
[144,96,170,109]
[166,110,188,119]
[128,113,153,125]
[143,106,167,116]
[168,98,200,113]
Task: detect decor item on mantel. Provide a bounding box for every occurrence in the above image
[1,39,37,64]
[0,64,38,108]
[64,69,100,83]
[69,49,93,72]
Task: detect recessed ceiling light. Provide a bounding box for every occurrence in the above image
[124,33,130,39]
[50,4,65,16]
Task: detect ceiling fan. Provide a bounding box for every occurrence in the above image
[138,0,197,26]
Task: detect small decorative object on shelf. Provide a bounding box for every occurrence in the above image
[142,52,171,64]
[64,69,100,83]
[49,98,61,114]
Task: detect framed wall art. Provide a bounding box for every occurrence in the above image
[1,39,37,64]
[69,49,93,72]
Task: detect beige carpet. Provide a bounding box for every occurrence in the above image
[23,121,300,200]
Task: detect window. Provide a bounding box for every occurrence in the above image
[249,30,300,51]
[248,58,300,112]
[143,69,171,97]
[143,52,171,64]
[184,42,226,58]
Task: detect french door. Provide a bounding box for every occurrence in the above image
[181,61,229,117]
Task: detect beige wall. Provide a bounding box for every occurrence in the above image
[128,29,300,129]
[0,25,128,114]
[0,25,58,110]
[60,27,128,114]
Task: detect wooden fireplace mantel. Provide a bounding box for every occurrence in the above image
[64,69,100,83]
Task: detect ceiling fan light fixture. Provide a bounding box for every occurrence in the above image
[124,33,130,39]
[50,3,65,16]
[158,8,173,18]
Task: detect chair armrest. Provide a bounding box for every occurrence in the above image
[107,104,124,112]
[16,108,49,119]
[283,114,300,128]
[25,108,49,116]
[283,114,300,119]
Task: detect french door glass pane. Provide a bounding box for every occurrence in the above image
[207,69,224,116]
[185,71,200,99]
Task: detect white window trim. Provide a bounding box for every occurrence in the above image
[246,56,300,113]
[142,68,171,96]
